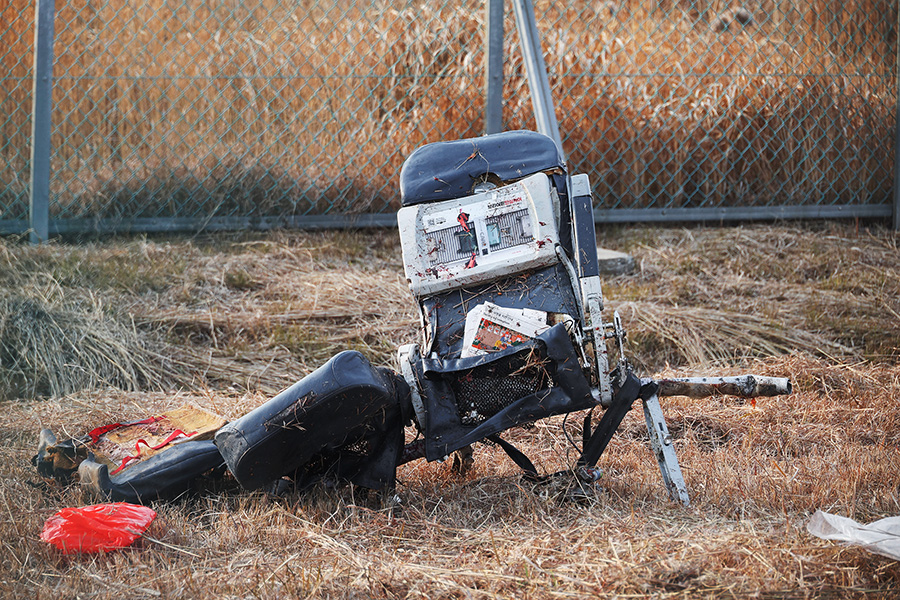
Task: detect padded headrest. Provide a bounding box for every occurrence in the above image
[399,130,565,206]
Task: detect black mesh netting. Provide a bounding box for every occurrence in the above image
[449,354,554,426]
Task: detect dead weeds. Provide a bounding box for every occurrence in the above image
[1,222,899,598]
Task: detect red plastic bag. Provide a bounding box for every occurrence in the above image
[41,502,157,553]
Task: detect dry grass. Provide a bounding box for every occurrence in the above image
[1,0,895,217]
[2,356,899,598]
[601,224,900,365]
[0,284,172,399]
[1,221,899,597]
[1,222,897,397]
[0,229,417,396]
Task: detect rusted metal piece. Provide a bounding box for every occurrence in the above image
[656,375,792,399]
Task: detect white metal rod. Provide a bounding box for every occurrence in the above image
[510,0,564,156]
[655,375,792,399]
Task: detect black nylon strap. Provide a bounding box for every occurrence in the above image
[488,434,545,481]
[577,371,642,468]
[582,409,593,449]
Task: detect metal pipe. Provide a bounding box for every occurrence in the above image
[510,0,564,157]
[654,375,792,399]
[894,2,900,231]
[484,0,504,135]
[642,391,690,505]
[29,0,55,245]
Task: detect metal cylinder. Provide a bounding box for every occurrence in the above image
[655,375,792,399]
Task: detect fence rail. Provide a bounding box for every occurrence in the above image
[1,0,897,238]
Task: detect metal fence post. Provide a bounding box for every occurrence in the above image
[894,94,900,231]
[894,3,900,231]
[510,0,564,158]
[29,0,55,244]
[484,0,504,135]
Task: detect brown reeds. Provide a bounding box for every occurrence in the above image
[1,0,894,218]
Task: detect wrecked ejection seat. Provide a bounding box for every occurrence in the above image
[33,136,791,503]
[213,130,668,497]
[391,131,791,502]
[215,130,772,502]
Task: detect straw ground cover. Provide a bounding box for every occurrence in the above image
[1,0,895,217]
[1,221,899,598]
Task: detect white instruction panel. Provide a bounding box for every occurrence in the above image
[398,173,560,297]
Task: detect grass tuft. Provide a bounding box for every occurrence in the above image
[0,281,174,398]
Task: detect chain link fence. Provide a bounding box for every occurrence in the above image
[1,0,897,235]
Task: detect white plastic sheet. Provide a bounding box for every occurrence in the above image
[807,510,900,560]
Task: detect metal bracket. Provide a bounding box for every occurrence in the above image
[397,344,428,430]
[567,173,612,407]
[612,310,627,368]
[583,282,612,406]
[641,384,690,506]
